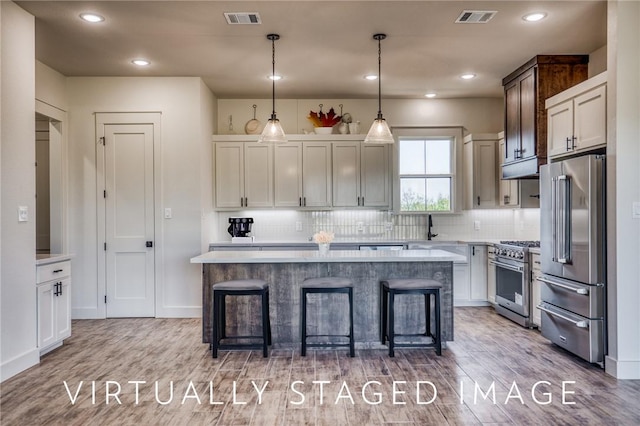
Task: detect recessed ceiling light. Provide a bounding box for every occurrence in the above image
[364,75,378,81]
[80,13,104,23]
[268,75,282,81]
[131,59,150,66]
[425,93,437,98]
[523,12,547,22]
[460,73,476,80]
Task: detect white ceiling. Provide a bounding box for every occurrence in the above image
[17,1,607,99]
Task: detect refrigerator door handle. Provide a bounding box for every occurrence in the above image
[537,304,589,328]
[557,175,572,264]
[536,276,589,295]
[551,177,558,262]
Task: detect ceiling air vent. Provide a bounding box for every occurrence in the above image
[224,12,262,25]
[455,10,497,24]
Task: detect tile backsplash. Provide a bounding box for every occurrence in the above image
[211,209,540,242]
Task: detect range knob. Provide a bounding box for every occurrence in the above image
[517,252,524,259]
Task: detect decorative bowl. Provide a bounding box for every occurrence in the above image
[314,127,333,135]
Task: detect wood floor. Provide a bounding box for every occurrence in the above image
[1,307,639,425]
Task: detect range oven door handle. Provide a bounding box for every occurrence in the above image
[536,276,588,295]
[489,260,523,273]
[536,304,589,328]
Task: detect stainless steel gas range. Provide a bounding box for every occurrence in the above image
[491,241,540,328]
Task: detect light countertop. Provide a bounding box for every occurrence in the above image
[191,249,466,264]
[36,254,72,265]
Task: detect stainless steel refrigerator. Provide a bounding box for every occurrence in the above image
[538,154,606,366]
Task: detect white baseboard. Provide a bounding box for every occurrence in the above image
[605,355,640,379]
[156,306,201,318]
[1,348,40,382]
[72,307,100,319]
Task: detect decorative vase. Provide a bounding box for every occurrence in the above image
[348,122,360,134]
[338,122,348,134]
[314,127,333,135]
[318,243,330,256]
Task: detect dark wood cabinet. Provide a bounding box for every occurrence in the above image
[502,55,589,179]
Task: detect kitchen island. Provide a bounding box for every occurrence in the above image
[191,249,464,348]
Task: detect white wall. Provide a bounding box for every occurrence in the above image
[67,77,215,319]
[606,0,640,380]
[36,61,68,112]
[217,97,504,136]
[199,80,217,254]
[1,1,39,382]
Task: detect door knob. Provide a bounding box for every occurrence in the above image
[146,241,153,248]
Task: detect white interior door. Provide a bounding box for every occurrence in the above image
[104,123,155,317]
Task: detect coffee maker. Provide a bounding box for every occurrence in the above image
[228,217,254,242]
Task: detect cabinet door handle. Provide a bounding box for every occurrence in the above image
[58,282,63,296]
[303,197,306,207]
[361,196,364,206]
[240,197,244,207]
[299,197,302,207]
[477,196,480,206]
[244,197,248,207]
[357,196,361,206]
[472,246,476,256]
[566,137,571,151]
[571,136,577,150]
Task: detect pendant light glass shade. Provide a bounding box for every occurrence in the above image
[364,117,394,144]
[258,117,287,144]
[364,33,394,144]
[258,34,287,144]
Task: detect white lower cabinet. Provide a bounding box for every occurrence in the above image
[487,245,496,305]
[454,244,489,307]
[37,260,71,354]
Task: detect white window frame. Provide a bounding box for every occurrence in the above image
[391,126,464,214]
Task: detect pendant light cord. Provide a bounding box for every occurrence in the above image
[271,36,276,120]
[373,34,386,120]
[266,34,280,121]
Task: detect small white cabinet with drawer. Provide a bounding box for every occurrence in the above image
[37,259,71,354]
[530,252,542,329]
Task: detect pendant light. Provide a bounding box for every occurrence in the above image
[364,33,394,144]
[258,34,287,144]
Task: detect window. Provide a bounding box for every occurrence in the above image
[393,127,462,213]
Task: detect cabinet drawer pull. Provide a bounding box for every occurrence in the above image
[53,269,63,273]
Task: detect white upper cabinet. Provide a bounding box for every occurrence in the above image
[463,134,498,209]
[547,72,607,160]
[213,135,390,210]
[274,142,303,207]
[215,142,273,208]
[333,142,360,207]
[302,142,332,207]
[333,142,390,208]
[361,144,390,208]
[274,141,332,208]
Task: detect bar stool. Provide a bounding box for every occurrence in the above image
[380,279,442,357]
[301,277,354,357]
[211,279,271,358]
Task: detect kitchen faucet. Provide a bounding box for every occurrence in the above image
[427,214,438,240]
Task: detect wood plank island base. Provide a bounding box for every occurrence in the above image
[191,249,465,349]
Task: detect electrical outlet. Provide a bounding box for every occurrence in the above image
[633,202,640,219]
[164,208,172,219]
[356,221,365,232]
[385,222,393,231]
[18,206,28,222]
[295,221,303,231]
[474,220,480,231]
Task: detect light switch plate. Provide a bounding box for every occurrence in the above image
[18,206,28,222]
[164,208,172,219]
[295,221,303,232]
[633,202,640,219]
[474,220,480,230]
